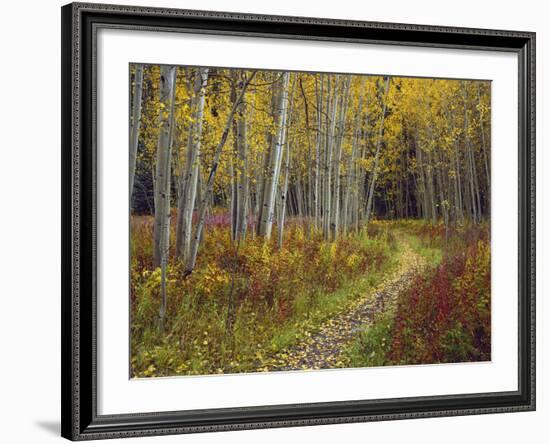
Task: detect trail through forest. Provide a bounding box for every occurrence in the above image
[265,234,426,371]
[130,64,492,377]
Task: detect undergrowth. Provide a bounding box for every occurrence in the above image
[346,221,491,367]
[130,216,398,377]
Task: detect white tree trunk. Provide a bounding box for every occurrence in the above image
[278,142,291,249]
[175,68,209,260]
[314,75,323,229]
[153,65,177,329]
[365,77,391,225]
[343,80,365,231]
[258,72,291,240]
[331,75,351,239]
[129,64,144,203]
[185,71,256,275]
[323,75,340,240]
[276,77,297,247]
[477,84,490,216]
[236,99,249,242]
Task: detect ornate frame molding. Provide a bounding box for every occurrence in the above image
[61,2,535,440]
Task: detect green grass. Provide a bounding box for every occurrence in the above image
[220,240,401,374]
[266,253,400,356]
[344,312,394,367]
[405,232,443,267]
[342,226,442,368]
[131,224,402,377]
[132,219,479,377]
[343,221,490,368]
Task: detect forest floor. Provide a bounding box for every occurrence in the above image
[131,220,490,377]
[262,234,427,371]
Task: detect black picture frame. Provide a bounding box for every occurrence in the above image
[61,2,536,440]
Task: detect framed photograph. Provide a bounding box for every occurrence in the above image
[61,2,535,440]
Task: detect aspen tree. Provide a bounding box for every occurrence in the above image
[258,72,291,240]
[176,68,209,260]
[185,71,256,276]
[331,75,351,238]
[129,64,144,201]
[365,77,391,225]
[277,76,297,248]
[153,65,177,329]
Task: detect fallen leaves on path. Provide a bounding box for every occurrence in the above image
[261,238,426,372]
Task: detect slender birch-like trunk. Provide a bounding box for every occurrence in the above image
[185,71,256,275]
[175,68,209,260]
[258,72,291,240]
[343,81,365,231]
[236,99,249,242]
[323,75,340,240]
[477,83,491,215]
[276,77,296,247]
[426,148,437,223]
[153,66,177,329]
[314,75,323,229]
[365,77,391,225]
[129,64,144,203]
[462,82,480,222]
[278,142,291,249]
[331,75,351,239]
[256,81,279,235]
[153,66,177,267]
[229,73,240,242]
[230,156,238,241]
[447,106,464,223]
[299,76,314,232]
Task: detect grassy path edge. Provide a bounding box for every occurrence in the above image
[260,234,426,372]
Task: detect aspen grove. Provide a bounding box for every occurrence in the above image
[130,64,491,377]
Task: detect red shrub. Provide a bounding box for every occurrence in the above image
[390,236,490,365]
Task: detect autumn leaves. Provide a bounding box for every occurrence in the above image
[129,64,491,369]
